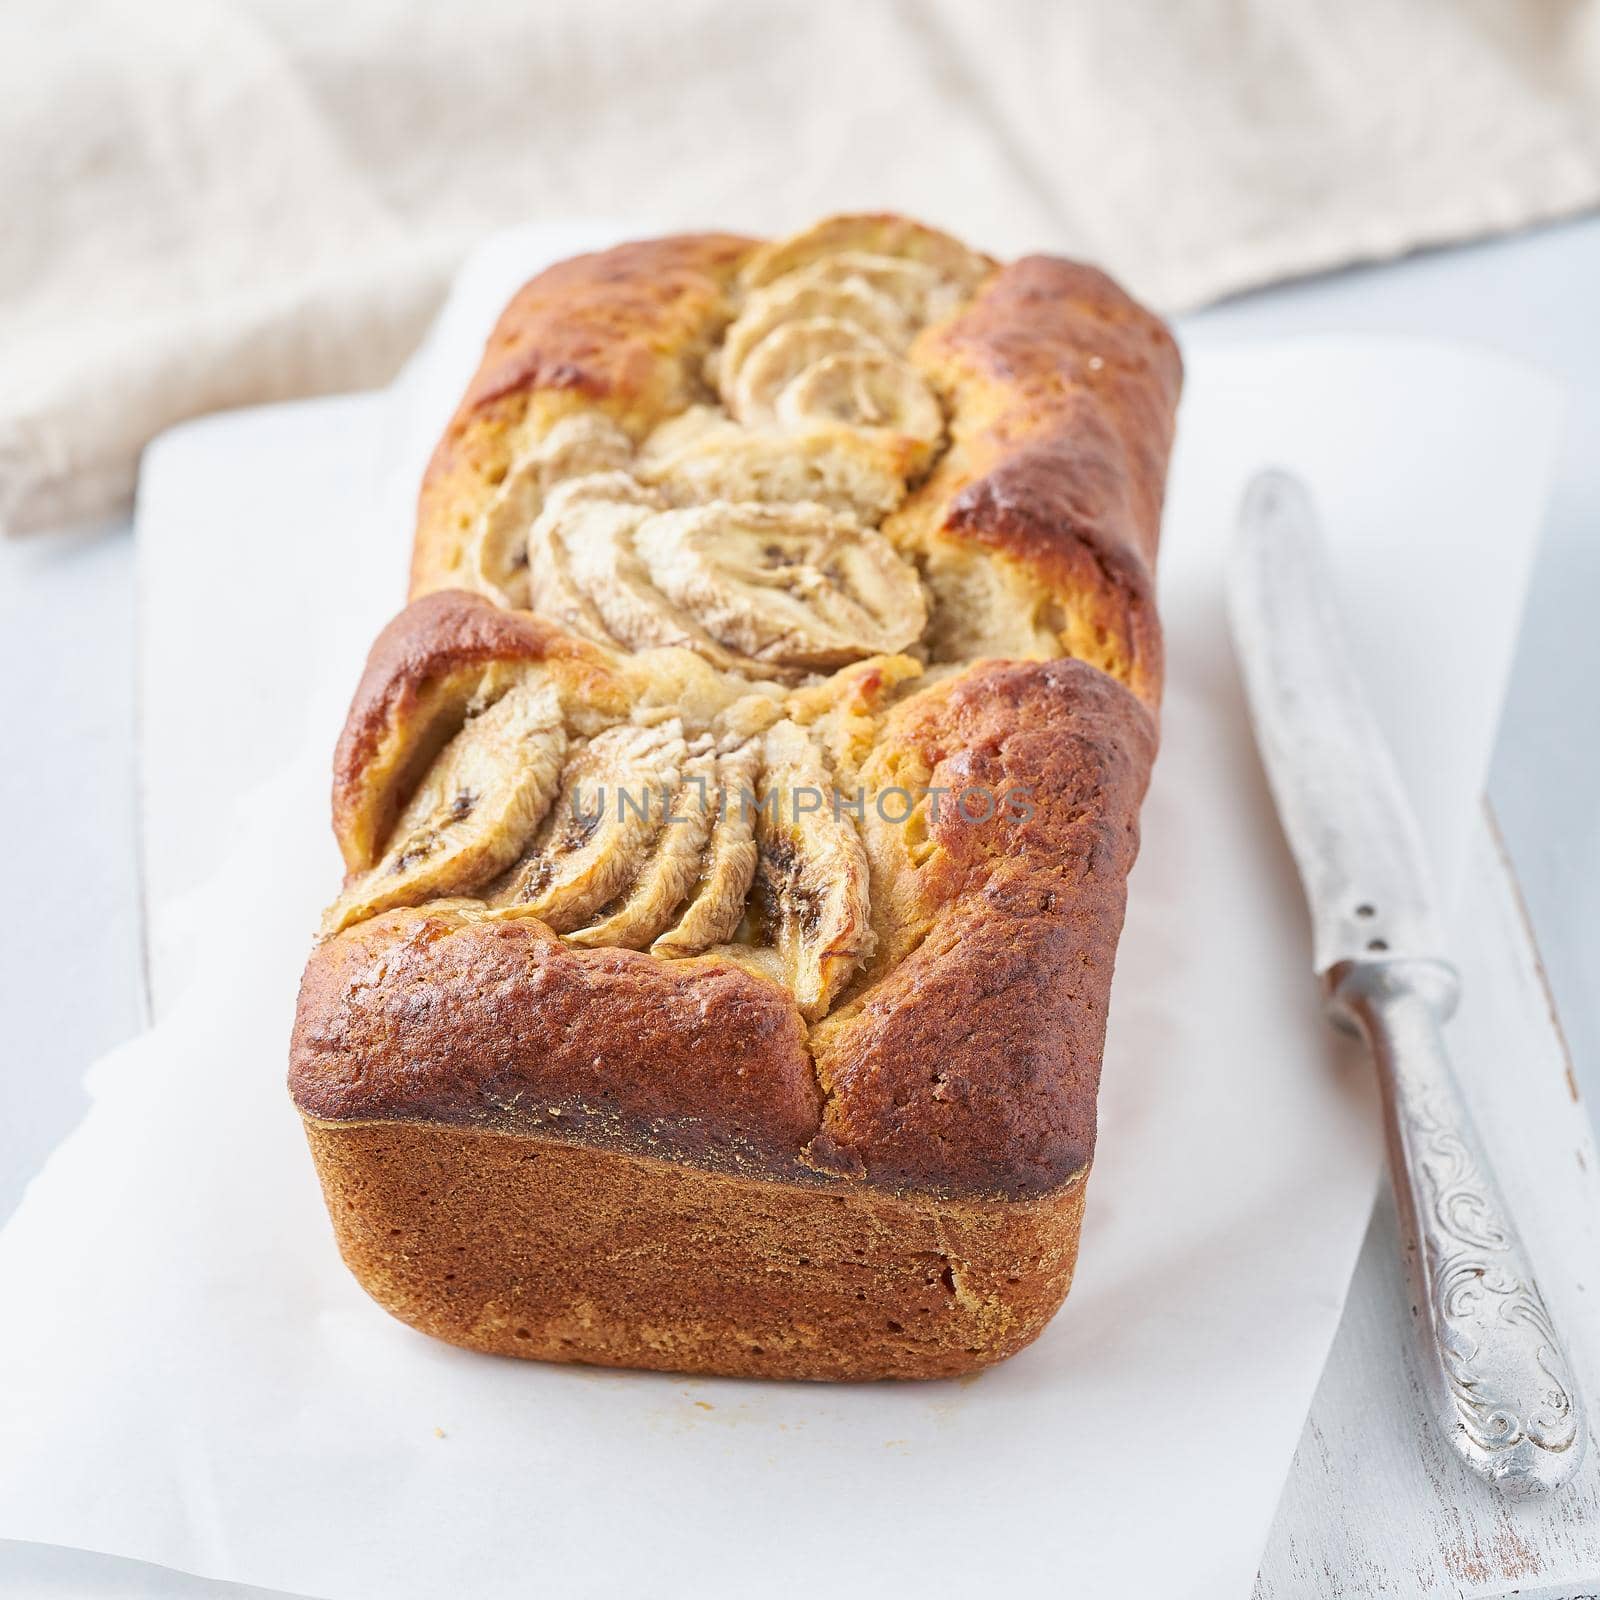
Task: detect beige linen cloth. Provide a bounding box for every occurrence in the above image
[4,0,1600,537]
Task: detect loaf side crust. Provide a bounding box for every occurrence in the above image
[303,1117,1085,1381]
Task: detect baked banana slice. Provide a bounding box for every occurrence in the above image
[728,317,889,427]
[637,408,907,523]
[526,473,659,648]
[652,738,763,957]
[781,250,967,326]
[753,719,874,1021]
[565,748,716,949]
[633,501,928,672]
[776,349,943,448]
[489,720,687,932]
[528,475,749,672]
[471,414,634,605]
[739,215,994,295]
[322,678,567,936]
[717,270,912,405]
[529,479,926,677]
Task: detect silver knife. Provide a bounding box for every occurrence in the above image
[1228,468,1585,1497]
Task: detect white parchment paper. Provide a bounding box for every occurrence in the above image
[0,228,1563,1600]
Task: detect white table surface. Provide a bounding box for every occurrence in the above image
[2,213,1597,1598]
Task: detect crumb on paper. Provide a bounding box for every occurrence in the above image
[434,1426,446,1439]
[694,1400,713,1411]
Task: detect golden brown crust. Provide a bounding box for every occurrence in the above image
[295,654,1153,1201]
[411,234,757,598]
[291,910,822,1175]
[302,1118,1083,1380]
[812,658,1155,1196]
[895,255,1182,703]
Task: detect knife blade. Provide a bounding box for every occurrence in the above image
[1228,471,1440,975]
[1229,468,1585,1497]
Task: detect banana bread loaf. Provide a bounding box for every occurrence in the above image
[289,215,1181,1380]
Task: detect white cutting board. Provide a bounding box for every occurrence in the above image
[122,311,1600,1595]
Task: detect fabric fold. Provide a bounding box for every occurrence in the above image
[5,0,1600,535]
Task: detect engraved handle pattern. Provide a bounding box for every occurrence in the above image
[1331,959,1586,1496]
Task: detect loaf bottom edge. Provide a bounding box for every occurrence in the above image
[301,1116,1086,1381]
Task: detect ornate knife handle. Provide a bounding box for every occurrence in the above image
[1329,957,1586,1495]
